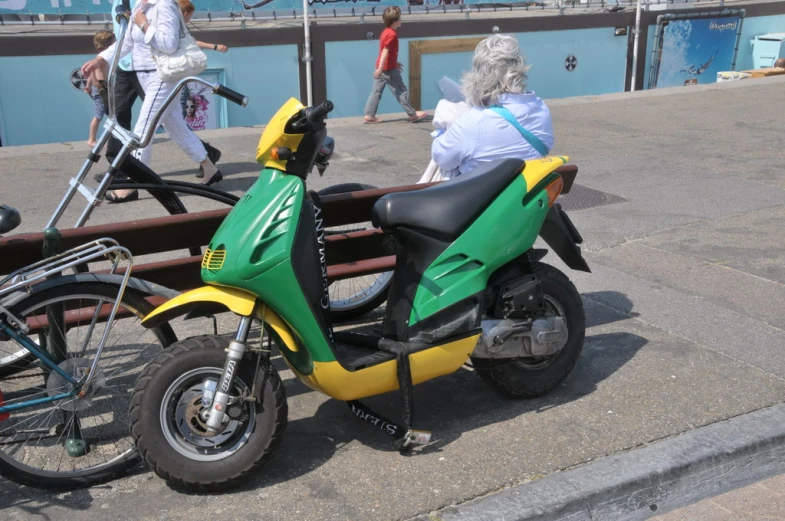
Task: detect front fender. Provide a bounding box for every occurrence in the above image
[141,285,257,328]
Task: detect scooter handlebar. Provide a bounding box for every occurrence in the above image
[306,100,334,127]
[214,84,249,107]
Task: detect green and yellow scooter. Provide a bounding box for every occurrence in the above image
[130,98,591,491]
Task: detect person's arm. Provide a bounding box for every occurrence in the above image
[84,30,131,77]
[196,40,228,52]
[140,1,179,54]
[374,48,389,78]
[431,114,473,172]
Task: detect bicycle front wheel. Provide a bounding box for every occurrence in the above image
[0,281,176,489]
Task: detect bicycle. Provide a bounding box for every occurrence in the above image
[0,239,176,488]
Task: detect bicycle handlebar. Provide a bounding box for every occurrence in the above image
[114,2,130,23]
[214,84,249,107]
[136,77,249,149]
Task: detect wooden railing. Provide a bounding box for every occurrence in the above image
[0,166,578,292]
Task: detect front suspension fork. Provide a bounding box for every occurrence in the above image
[204,315,253,433]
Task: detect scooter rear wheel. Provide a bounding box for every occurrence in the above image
[472,263,585,398]
[130,335,288,491]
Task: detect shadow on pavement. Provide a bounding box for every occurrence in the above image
[583,291,640,325]
[0,480,96,515]
[160,161,260,179]
[209,327,648,495]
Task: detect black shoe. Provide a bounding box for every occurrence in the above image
[205,143,222,165]
[198,144,221,178]
[202,170,223,187]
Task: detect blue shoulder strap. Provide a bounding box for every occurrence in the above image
[488,105,550,157]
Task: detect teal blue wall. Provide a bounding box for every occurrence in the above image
[0,54,96,146]
[3,14,785,146]
[737,14,785,70]
[326,27,629,118]
[0,44,300,146]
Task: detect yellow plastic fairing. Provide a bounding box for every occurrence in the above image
[256,98,306,170]
[522,155,569,191]
[141,286,257,328]
[282,334,481,402]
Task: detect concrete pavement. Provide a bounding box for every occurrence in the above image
[2,76,785,520]
[654,474,785,521]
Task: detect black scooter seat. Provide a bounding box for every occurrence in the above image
[371,158,525,241]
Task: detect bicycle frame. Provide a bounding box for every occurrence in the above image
[46,8,247,232]
[47,74,240,231]
[0,239,134,415]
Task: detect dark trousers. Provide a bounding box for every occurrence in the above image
[106,69,145,179]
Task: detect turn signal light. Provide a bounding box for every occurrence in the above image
[545,176,563,207]
[271,147,293,161]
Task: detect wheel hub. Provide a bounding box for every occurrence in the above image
[172,381,244,449]
[46,358,106,411]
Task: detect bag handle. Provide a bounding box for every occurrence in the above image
[488,105,550,157]
[175,0,191,39]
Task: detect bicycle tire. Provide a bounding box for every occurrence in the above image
[317,183,392,321]
[0,281,176,489]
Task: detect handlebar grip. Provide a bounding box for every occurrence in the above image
[115,3,131,23]
[306,100,334,126]
[214,84,249,107]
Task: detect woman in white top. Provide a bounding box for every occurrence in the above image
[82,0,221,203]
[431,35,554,176]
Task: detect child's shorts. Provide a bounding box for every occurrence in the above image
[91,86,106,119]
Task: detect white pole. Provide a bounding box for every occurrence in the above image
[630,0,643,92]
[302,0,314,106]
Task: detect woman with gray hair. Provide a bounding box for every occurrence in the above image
[431,34,553,176]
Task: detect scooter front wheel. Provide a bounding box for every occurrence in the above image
[130,335,287,491]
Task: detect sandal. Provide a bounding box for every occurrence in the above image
[105,189,139,204]
[364,117,383,124]
[408,111,428,123]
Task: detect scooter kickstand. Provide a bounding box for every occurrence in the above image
[396,429,432,452]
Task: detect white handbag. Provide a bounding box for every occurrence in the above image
[149,0,207,82]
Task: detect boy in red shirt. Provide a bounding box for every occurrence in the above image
[363,6,428,124]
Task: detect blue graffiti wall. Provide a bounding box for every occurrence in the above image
[643,13,785,87]
[650,15,741,88]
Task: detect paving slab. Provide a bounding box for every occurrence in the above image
[653,473,785,521]
[588,241,785,331]
[639,205,785,286]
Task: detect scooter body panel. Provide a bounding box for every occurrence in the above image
[409,157,566,325]
[201,169,336,371]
